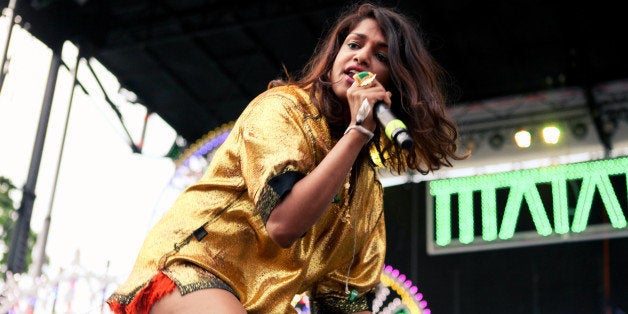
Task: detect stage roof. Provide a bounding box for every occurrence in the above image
[13,0,628,143]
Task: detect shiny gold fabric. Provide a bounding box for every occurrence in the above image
[108,85,386,313]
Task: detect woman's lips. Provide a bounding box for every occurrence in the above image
[345,73,355,84]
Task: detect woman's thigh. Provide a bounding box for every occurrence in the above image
[150,287,246,314]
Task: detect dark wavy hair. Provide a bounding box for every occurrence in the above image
[270,3,467,174]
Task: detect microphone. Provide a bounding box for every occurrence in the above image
[373,101,414,150]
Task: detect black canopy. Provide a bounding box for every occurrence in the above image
[13,0,628,142]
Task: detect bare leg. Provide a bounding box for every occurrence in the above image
[150,287,246,314]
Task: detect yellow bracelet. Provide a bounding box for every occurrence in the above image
[344,125,374,140]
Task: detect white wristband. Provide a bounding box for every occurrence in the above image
[344,125,374,140]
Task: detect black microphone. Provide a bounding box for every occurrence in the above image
[373,101,414,150]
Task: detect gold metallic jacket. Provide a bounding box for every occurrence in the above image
[109,85,386,313]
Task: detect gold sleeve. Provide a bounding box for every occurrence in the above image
[236,91,318,223]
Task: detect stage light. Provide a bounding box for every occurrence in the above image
[488,133,504,149]
[570,122,588,140]
[542,126,560,144]
[464,139,478,153]
[460,134,479,153]
[514,130,531,148]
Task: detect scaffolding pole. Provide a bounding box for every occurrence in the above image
[7,48,61,274]
[0,0,17,91]
[32,48,81,277]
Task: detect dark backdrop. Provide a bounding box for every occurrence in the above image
[383,182,628,314]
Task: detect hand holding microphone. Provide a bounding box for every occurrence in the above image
[352,71,414,150]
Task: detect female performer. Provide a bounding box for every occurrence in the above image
[108,3,465,313]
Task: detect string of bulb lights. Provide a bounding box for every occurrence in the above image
[458,117,592,153]
[450,80,628,154]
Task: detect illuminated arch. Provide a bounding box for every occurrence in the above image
[376,264,431,314]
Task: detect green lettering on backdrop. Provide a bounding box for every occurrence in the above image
[429,157,628,248]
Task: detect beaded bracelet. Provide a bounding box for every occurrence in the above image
[344,124,374,140]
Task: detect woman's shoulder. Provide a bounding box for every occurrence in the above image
[242,84,316,116]
[262,85,311,106]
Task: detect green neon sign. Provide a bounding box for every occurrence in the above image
[429,157,628,250]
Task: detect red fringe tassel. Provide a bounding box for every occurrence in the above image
[108,271,177,314]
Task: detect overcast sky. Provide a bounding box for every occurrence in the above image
[0,17,178,298]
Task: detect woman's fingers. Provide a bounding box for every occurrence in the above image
[347,79,391,129]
